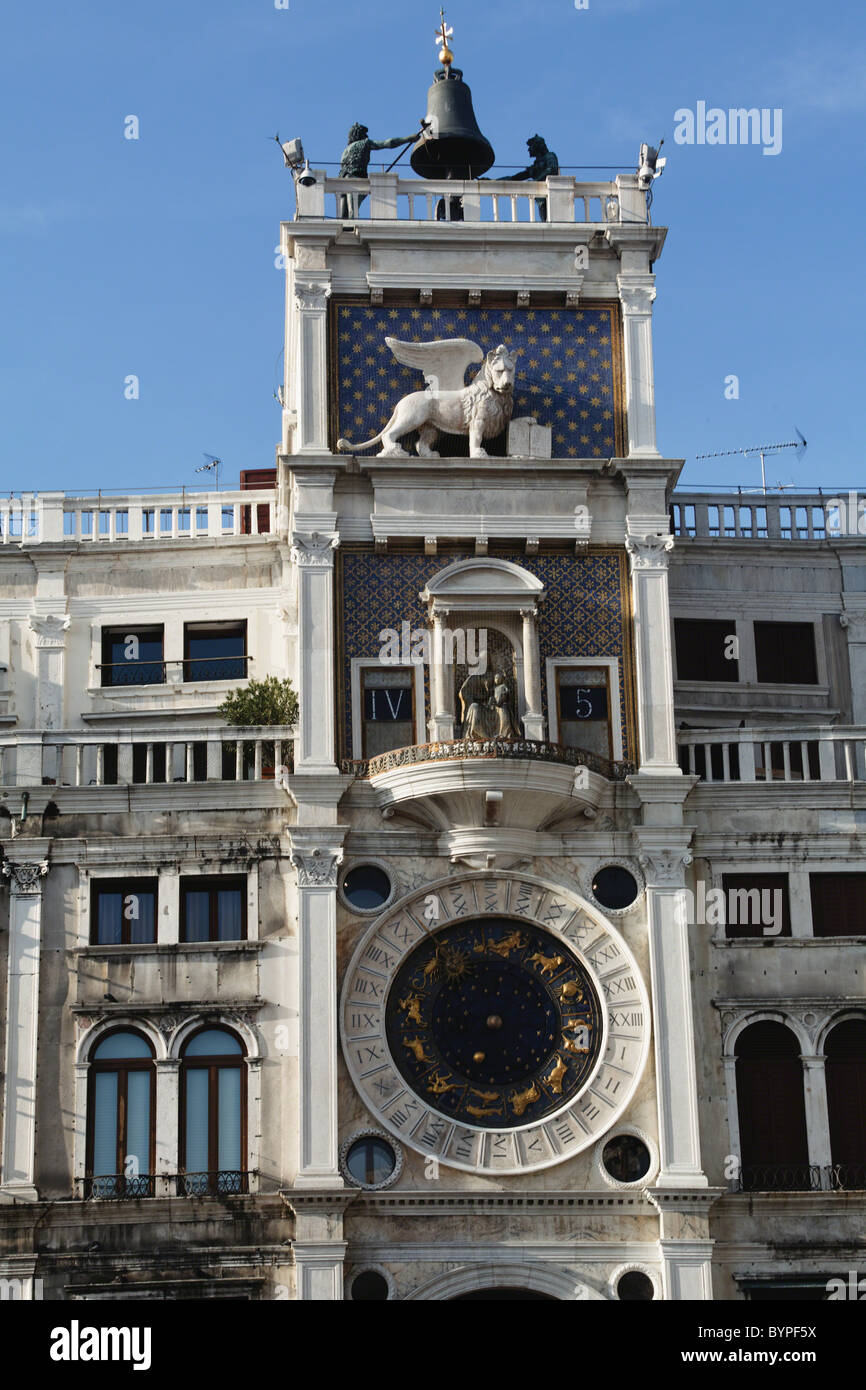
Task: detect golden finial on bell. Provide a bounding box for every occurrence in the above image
[435,8,454,68]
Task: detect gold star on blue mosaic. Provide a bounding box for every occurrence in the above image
[332,302,622,458]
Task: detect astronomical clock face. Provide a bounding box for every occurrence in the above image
[385,919,603,1129]
[341,874,650,1175]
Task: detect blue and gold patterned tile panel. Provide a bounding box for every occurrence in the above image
[330,301,625,459]
[337,547,635,762]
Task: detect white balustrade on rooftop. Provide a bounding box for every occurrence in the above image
[0,491,275,544]
[0,726,296,788]
[294,172,646,225]
[670,493,851,542]
[676,726,866,784]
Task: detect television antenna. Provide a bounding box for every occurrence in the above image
[196,453,222,491]
[695,430,807,492]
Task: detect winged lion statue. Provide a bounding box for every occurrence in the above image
[337,336,516,459]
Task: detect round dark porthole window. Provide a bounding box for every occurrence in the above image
[351,1270,390,1301]
[591,865,638,910]
[617,1270,655,1301]
[602,1134,652,1183]
[345,1135,397,1188]
[342,864,392,911]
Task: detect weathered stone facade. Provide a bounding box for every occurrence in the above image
[0,158,862,1302]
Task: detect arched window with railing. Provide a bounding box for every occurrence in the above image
[86,1030,155,1198]
[735,1021,812,1191]
[179,1026,247,1195]
[825,1019,866,1191]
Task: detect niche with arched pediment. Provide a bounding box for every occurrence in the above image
[420,558,547,742]
[337,545,636,768]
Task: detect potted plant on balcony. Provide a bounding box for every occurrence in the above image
[217,676,298,780]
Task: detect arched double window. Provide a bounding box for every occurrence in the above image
[735,1022,811,1191]
[825,1019,866,1190]
[179,1027,247,1195]
[86,1030,155,1198]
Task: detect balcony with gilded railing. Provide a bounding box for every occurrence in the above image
[293,169,647,225]
[0,725,296,791]
[0,489,277,546]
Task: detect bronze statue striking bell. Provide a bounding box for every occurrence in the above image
[410,68,495,180]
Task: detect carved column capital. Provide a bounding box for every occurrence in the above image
[291,532,340,568]
[1,861,49,895]
[617,275,657,314]
[291,847,344,888]
[294,279,332,313]
[28,613,70,648]
[635,829,693,887]
[625,533,674,570]
[637,847,692,885]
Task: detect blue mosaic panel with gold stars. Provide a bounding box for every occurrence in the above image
[330,301,624,458]
[337,547,635,761]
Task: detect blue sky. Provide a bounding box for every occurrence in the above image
[2,0,863,495]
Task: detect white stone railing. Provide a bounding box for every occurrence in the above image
[677,725,866,783]
[0,490,275,545]
[670,492,851,542]
[0,726,296,788]
[295,171,645,225]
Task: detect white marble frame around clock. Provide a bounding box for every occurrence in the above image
[340,870,651,1176]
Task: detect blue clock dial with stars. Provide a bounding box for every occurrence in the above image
[385,917,603,1129]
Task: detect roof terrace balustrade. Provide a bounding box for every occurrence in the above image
[0,725,297,789]
[294,171,646,225]
[0,490,276,546]
[677,725,866,784]
[670,491,861,542]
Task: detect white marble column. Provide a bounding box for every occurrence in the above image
[626,535,679,772]
[286,1197,351,1301]
[28,614,70,732]
[429,610,455,741]
[155,1059,180,1197]
[841,607,866,729]
[293,277,332,455]
[521,607,545,741]
[617,275,659,457]
[291,533,339,772]
[289,832,346,1189]
[802,1054,833,1182]
[635,831,707,1189]
[1,857,49,1201]
[658,1239,716,1300]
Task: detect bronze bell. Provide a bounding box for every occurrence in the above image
[411,67,495,181]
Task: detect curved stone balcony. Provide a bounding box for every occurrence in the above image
[341,739,635,859]
[342,737,632,782]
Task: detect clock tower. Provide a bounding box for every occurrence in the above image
[280,19,713,1302]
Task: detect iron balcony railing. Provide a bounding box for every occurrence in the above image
[85,1174,156,1200]
[84,1172,252,1199]
[732,1164,866,1193]
[97,654,251,687]
[342,737,635,782]
[176,1171,249,1197]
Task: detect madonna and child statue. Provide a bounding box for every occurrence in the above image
[458,669,522,740]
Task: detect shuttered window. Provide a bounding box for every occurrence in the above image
[735,1022,809,1189]
[810,874,866,937]
[825,1021,866,1183]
